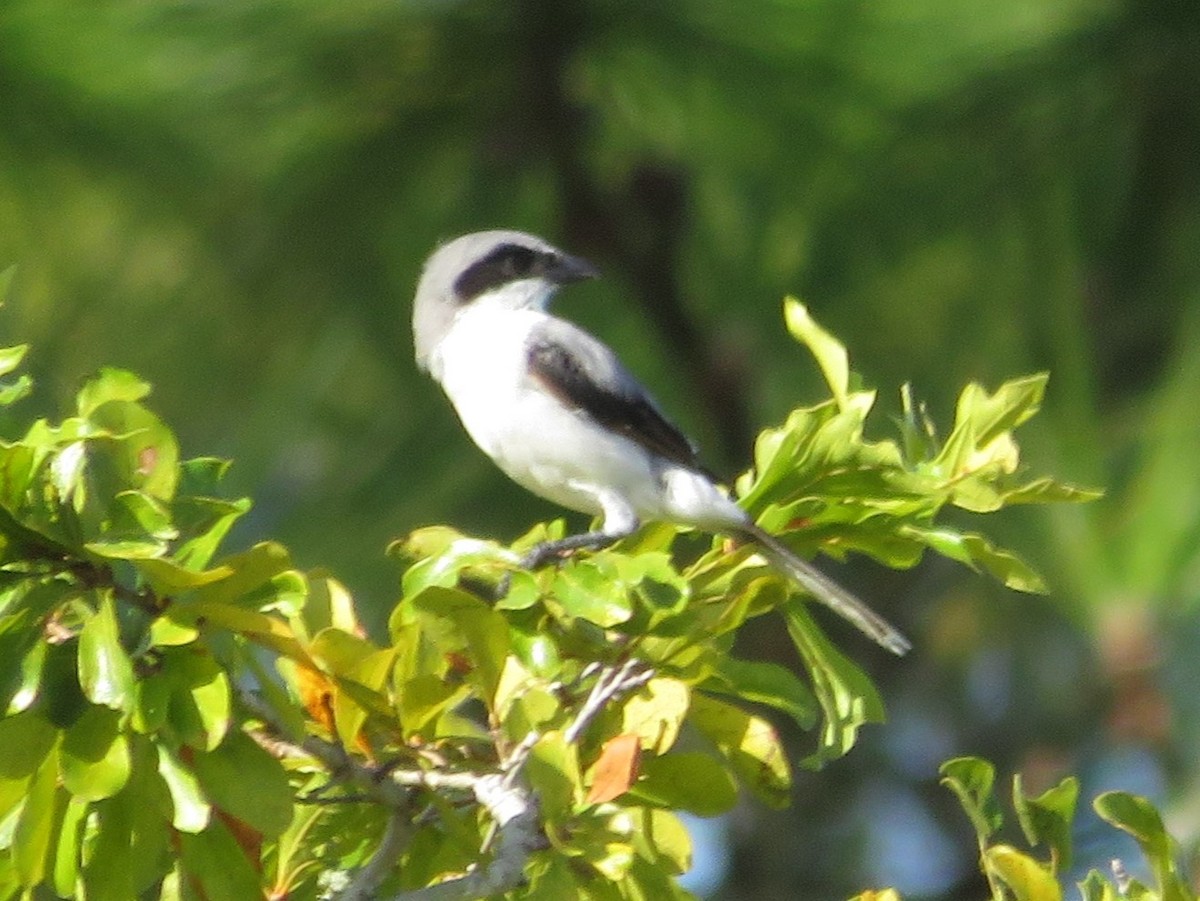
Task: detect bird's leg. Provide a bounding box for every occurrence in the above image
[492,530,621,600]
[519,494,641,572]
[520,530,622,570]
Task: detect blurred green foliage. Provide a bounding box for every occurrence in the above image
[1,0,1198,895]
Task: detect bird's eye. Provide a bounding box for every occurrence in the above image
[502,247,539,277]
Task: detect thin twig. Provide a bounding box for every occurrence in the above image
[563,659,655,745]
[337,811,412,901]
[238,687,411,809]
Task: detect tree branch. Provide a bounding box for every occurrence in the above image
[240,659,653,901]
[564,659,655,745]
[338,811,413,901]
[384,774,541,901]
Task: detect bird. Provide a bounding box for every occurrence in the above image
[412,229,909,655]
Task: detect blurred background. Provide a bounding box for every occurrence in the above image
[2,0,1198,896]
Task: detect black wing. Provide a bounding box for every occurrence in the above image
[526,319,704,472]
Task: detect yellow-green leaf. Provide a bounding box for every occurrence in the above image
[619,677,690,755]
[985,845,1062,901]
[634,807,691,875]
[783,599,886,767]
[688,693,791,808]
[785,298,849,411]
[156,747,210,833]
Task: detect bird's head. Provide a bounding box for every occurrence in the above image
[413,230,599,372]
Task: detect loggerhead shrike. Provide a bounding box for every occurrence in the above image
[413,230,909,655]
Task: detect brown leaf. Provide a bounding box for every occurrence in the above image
[586,733,642,805]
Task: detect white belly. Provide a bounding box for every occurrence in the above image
[429,305,746,534]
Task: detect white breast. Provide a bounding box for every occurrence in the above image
[429,300,746,534]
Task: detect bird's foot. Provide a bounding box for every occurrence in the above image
[519,531,619,571]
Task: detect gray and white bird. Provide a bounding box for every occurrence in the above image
[413,230,909,655]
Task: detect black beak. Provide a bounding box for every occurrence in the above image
[551,252,600,284]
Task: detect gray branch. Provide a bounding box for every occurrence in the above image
[382,774,541,901]
[239,659,654,901]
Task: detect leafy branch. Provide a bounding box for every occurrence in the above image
[0,298,1095,899]
[934,756,1194,901]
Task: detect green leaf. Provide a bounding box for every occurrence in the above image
[618,677,690,755]
[985,845,1063,901]
[132,668,170,736]
[81,795,135,901]
[934,375,1047,479]
[552,559,634,628]
[940,756,1003,841]
[177,818,264,900]
[409,586,511,702]
[191,731,293,838]
[0,581,69,710]
[570,807,637,881]
[241,646,306,744]
[296,573,362,642]
[508,629,563,679]
[163,645,231,752]
[169,600,312,666]
[156,746,210,833]
[172,492,252,572]
[630,752,738,817]
[1013,772,1078,872]
[332,647,397,750]
[13,746,60,886]
[76,369,153,417]
[398,529,514,597]
[703,656,818,731]
[307,627,380,678]
[782,600,886,767]
[5,637,47,715]
[1077,871,1120,901]
[492,569,541,611]
[962,374,1049,448]
[688,693,791,808]
[188,541,293,608]
[395,672,470,739]
[0,709,57,779]
[526,730,583,821]
[524,853,583,899]
[996,477,1104,506]
[53,795,88,897]
[0,349,32,406]
[633,807,692,875]
[905,525,1048,593]
[1094,791,1189,901]
[38,639,91,729]
[60,704,131,800]
[50,440,87,508]
[86,399,180,502]
[784,297,850,410]
[704,574,788,638]
[84,490,179,561]
[78,594,135,712]
[0,373,31,407]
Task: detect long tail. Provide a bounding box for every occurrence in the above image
[742,524,911,656]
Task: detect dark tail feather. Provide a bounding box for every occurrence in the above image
[743,525,911,656]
